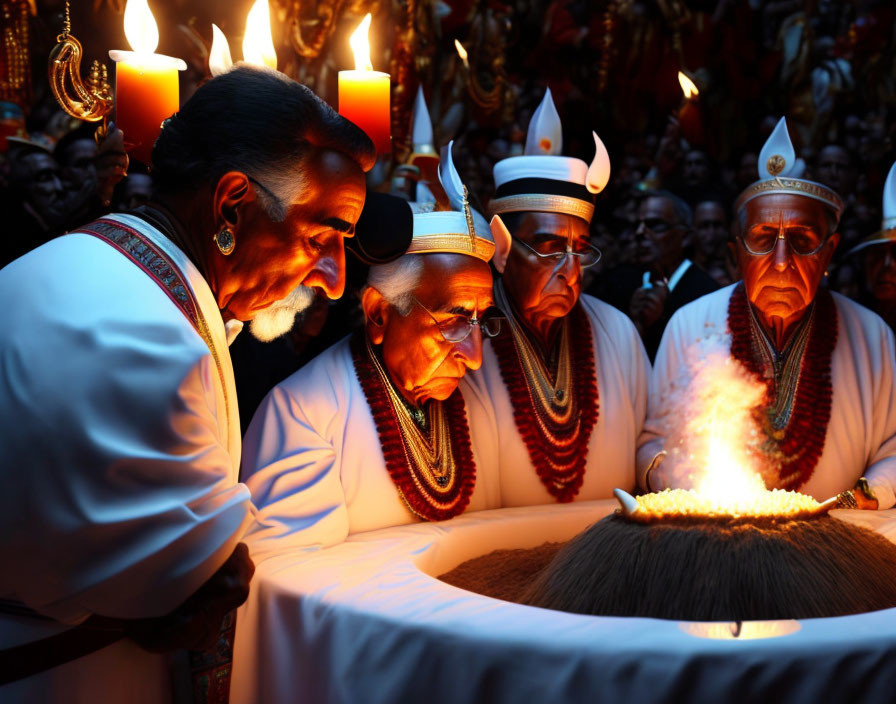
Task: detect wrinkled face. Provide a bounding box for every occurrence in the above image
[376,254,494,404]
[815,146,854,196]
[222,149,366,321]
[865,243,896,303]
[502,211,589,322]
[59,139,97,187]
[634,196,685,268]
[18,152,64,212]
[120,173,153,210]
[737,194,839,325]
[683,150,710,188]
[694,201,728,255]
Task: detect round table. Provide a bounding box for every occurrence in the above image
[231,501,896,703]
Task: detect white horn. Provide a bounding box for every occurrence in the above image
[613,488,640,517]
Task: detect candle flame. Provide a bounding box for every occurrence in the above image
[349,14,374,71]
[678,71,699,99]
[242,0,277,70]
[209,24,233,77]
[454,39,469,65]
[123,0,159,55]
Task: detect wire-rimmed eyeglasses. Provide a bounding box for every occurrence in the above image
[739,228,830,257]
[512,235,602,268]
[411,296,502,344]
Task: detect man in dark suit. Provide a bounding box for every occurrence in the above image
[628,190,720,360]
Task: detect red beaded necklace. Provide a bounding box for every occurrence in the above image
[727,283,837,491]
[351,333,477,521]
[490,297,599,502]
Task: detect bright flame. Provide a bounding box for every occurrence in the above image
[209,24,233,77]
[349,14,373,72]
[454,39,469,67]
[123,0,159,54]
[242,0,277,70]
[678,71,699,99]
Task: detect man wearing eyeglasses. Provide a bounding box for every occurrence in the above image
[629,190,720,360]
[240,162,511,550]
[638,118,896,511]
[461,89,650,506]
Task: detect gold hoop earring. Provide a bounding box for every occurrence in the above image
[215,227,235,255]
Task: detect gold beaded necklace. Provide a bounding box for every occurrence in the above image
[495,280,574,425]
[365,338,456,491]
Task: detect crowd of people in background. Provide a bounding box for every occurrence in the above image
[2,0,896,425]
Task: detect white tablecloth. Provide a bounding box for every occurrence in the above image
[231,502,896,703]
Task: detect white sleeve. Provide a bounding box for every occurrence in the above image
[241,384,351,554]
[863,323,896,510]
[0,312,251,624]
[636,309,688,491]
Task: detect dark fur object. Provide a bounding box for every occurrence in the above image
[439,543,565,602]
[521,514,896,621]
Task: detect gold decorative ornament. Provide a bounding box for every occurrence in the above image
[735,177,843,216]
[48,0,113,130]
[488,194,596,223]
[766,154,786,176]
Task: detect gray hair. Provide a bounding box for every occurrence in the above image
[365,254,425,315]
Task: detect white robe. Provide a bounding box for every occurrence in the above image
[460,294,650,505]
[0,213,253,702]
[637,284,896,509]
[241,337,501,554]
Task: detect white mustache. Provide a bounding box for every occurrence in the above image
[248,285,316,342]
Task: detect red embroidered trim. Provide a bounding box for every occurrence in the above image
[728,283,837,491]
[350,334,476,521]
[490,303,599,502]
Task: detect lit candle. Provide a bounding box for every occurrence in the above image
[338,14,390,154]
[109,0,186,165]
[676,71,704,146]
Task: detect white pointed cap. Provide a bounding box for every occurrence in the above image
[848,161,896,255]
[411,86,435,154]
[524,88,563,156]
[758,117,797,179]
[735,116,843,216]
[398,140,499,263]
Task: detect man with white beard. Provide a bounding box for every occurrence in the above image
[0,68,409,701]
[240,146,510,550]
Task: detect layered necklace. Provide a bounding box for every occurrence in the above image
[350,334,476,521]
[728,282,837,491]
[490,281,599,502]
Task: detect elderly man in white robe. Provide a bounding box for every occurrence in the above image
[242,148,510,552]
[461,89,650,505]
[0,67,385,700]
[639,118,896,510]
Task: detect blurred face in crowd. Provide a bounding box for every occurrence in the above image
[364,254,494,405]
[502,211,592,329]
[16,151,65,216]
[814,145,856,198]
[634,196,687,272]
[58,138,97,189]
[682,150,710,189]
[693,201,728,260]
[737,152,758,191]
[735,194,838,345]
[865,242,896,305]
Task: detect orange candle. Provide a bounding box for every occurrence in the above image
[338,70,391,154]
[109,53,184,164]
[338,14,391,155]
[109,0,185,165]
